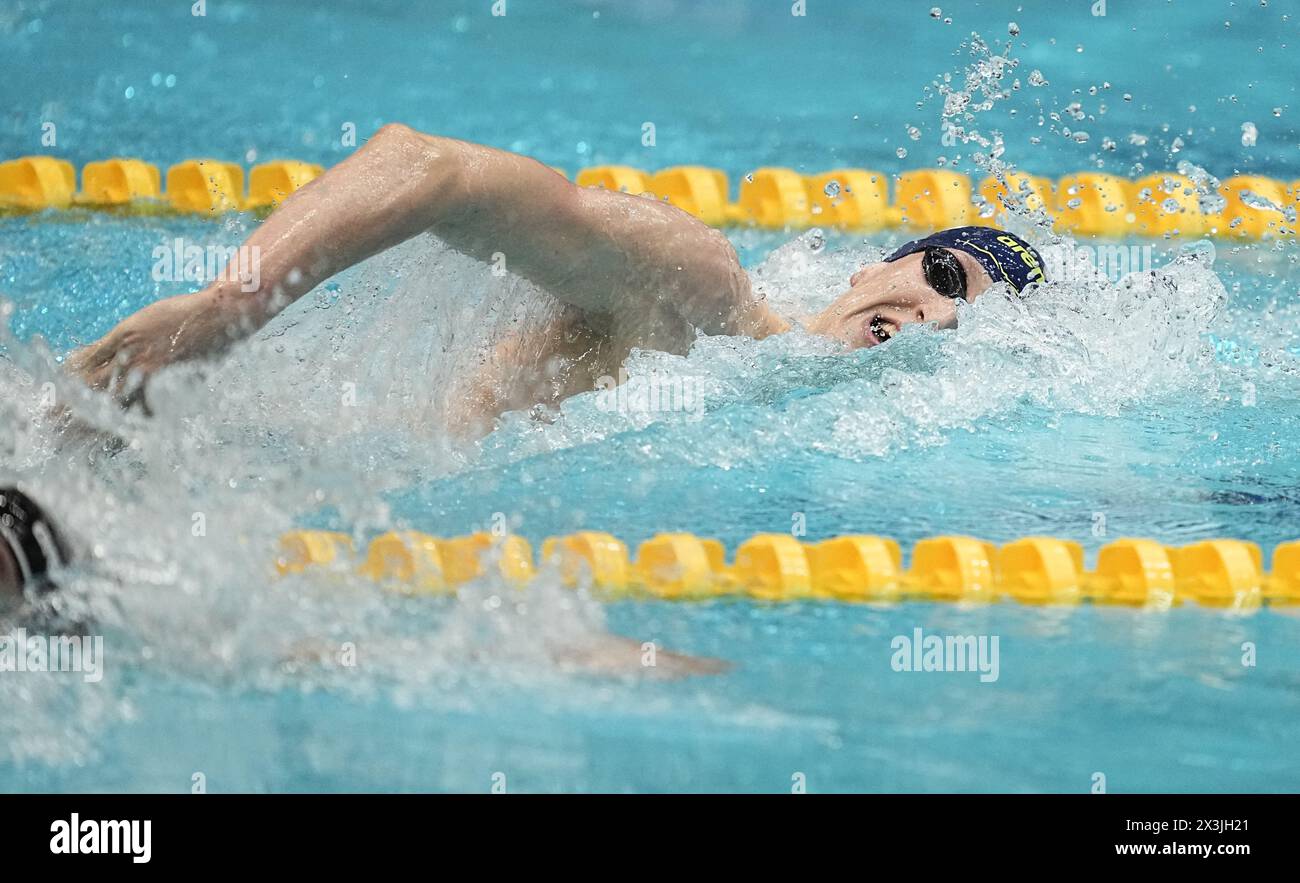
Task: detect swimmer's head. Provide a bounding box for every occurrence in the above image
[0,487,70,603]
[806,226,1046,349]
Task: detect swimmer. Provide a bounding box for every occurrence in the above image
[69,124,1044,431]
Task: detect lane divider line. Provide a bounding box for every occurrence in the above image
[3,155,1296,239]
[275,530,1300,611]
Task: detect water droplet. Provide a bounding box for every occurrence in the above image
[906,125,922,141]
[1008,21,1020,36]
[1028,70,1047,86]
[1240,190,1282,212]
[930,7,942,18]
[896,147,908,159]
[1240,121,1258,147]
[823,180,841,197]
[1071,131,1090,143]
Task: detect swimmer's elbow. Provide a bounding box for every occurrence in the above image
[366,123,471,223]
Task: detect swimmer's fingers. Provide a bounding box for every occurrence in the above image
[67,335,153,413]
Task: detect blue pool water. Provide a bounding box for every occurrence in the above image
[3,1,1300,792]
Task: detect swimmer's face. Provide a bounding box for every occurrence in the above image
[806,249,994,349]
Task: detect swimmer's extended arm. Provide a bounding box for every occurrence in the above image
[71,123,783,400]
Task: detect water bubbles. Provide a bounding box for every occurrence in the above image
[1028,70,1047,86]
[1070,131,1090,143]
[1273,107,1283,117]
[1008,22,1020,36]
[930,7,942,18]
[823,179,841,198]
[1170,136,1184,153]
[1123,93,1133,102]
[896,147,908,159]
[906,125,922,141]
[1239,190,1282,212]
[1101,137,1117,151]
[1241,121,1258,147]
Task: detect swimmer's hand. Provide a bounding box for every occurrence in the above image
[282,634,729,681]
[550,635,730,680]
[67,289,231,408]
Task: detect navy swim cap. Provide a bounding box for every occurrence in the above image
[884,226,1046,293]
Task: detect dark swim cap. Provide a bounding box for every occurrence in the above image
[884,226,1046,293]
[0,487,69,595]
